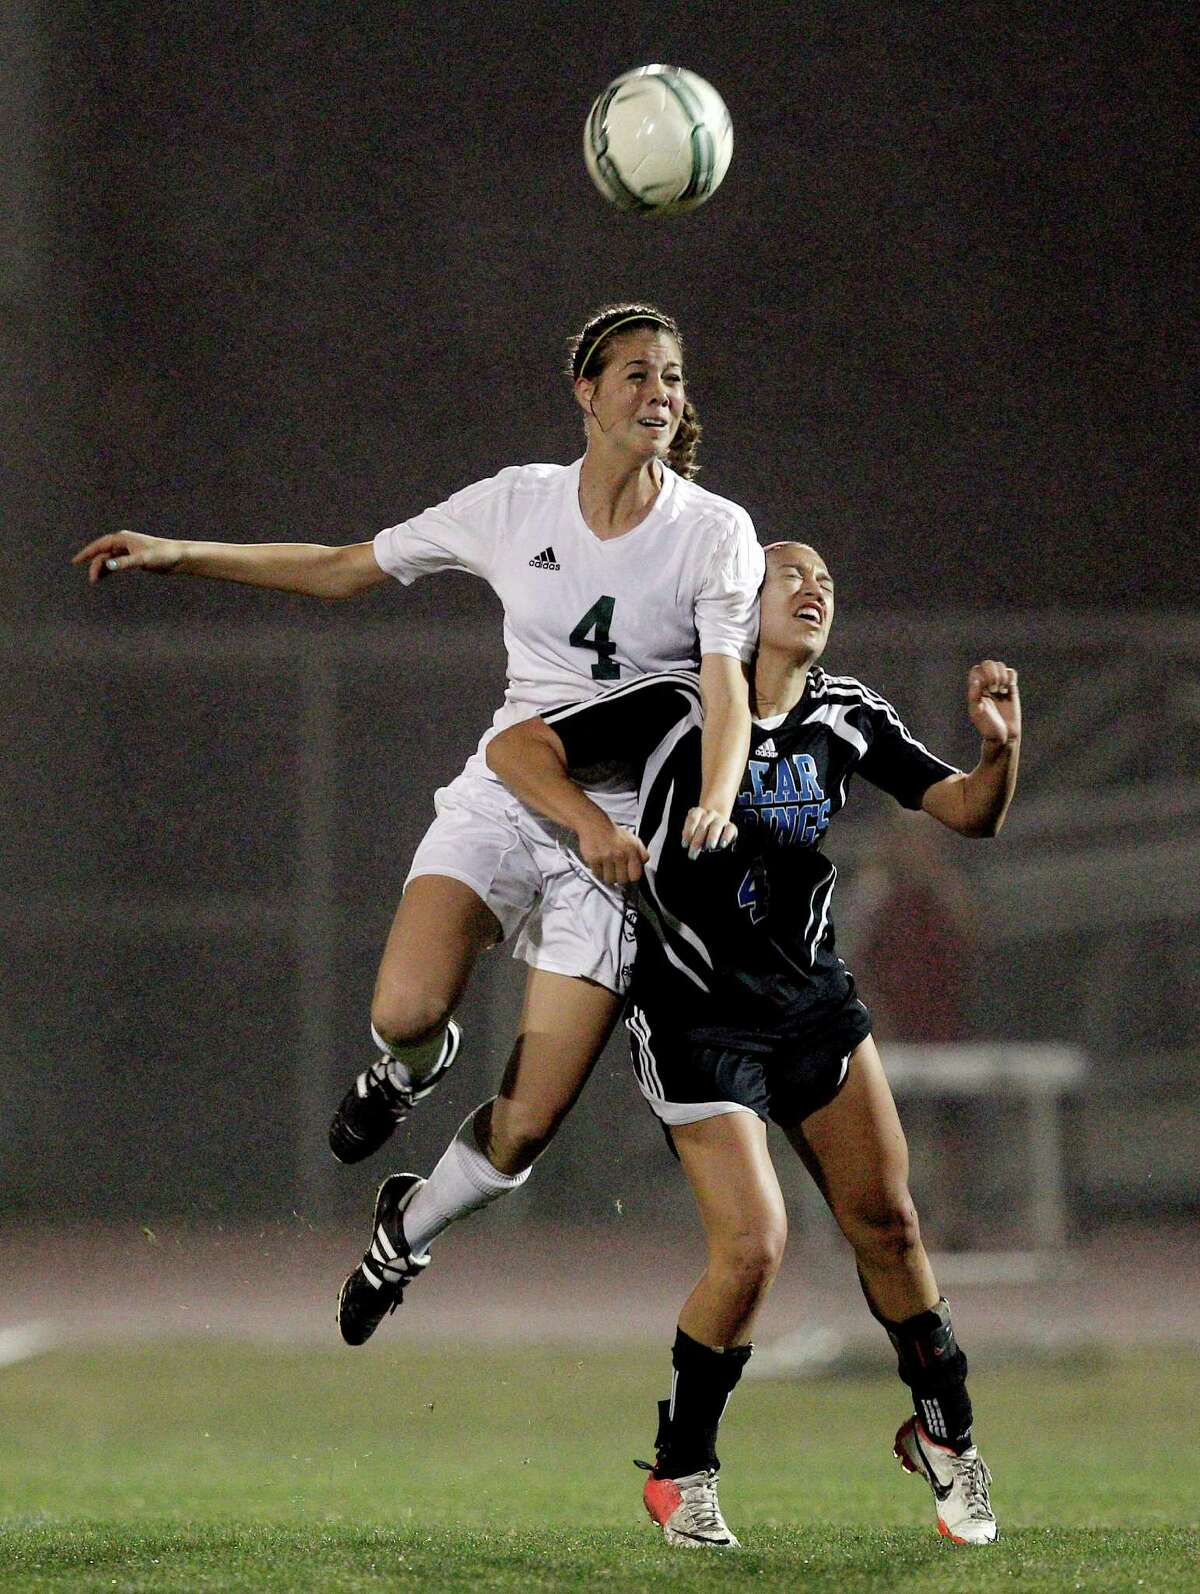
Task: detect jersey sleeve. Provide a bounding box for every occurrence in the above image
[372,469,517,585]
[543,673,703,776]
[694,515,764,663]
[856,692,961,809]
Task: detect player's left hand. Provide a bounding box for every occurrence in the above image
[682,807,738,860]
[967,660,1021,746]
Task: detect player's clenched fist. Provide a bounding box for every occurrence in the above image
[967,660,1020,746]
[576,816,650,887]
[72,530,183,584]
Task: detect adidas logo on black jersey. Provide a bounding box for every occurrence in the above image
[755,737,778,758]
[529,545,560,570]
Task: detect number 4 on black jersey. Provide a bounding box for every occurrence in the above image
[543,667,959,1049]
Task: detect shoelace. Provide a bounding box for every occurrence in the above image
[953,1453,994,1520]
[676,1472,727,1535]
[371,1235,428,1289]
[374,1256,421,1288]
[362,1058,413,1111]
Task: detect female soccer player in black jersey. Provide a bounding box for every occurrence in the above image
[487,541,1020,1550]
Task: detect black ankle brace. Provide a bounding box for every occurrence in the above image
[884,1298,973,1451]
[653,1329,753,1477]
[885,1298,967,1388]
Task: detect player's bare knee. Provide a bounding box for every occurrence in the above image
[370,990,453,1049]
[845,1192,922,1268]
[712,1224,786,1297]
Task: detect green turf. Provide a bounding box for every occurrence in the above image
[1,1343,1197,1591]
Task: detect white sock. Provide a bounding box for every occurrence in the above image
[371,1021,449,1091]
[404,1104,530,1258]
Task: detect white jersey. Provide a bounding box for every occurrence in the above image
[373,458,763,806]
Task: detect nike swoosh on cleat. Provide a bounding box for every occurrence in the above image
[911,1431,954,1501]
[669,1528,733,1545]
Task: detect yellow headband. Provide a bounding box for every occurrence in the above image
[576,313,673,378]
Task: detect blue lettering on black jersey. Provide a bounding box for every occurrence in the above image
[737,861,768,924]
[746,761,773,805]
[736,755,831,847]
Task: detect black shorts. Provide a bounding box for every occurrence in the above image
[625,991,871,1130]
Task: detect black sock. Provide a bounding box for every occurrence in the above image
[883,1297,974,1453]
[653,1327,753,1477]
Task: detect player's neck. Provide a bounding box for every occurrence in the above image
[751,650,810,719]
[578,451,663,539]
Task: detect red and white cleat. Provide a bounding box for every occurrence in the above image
[894,1416,997,1544]
[643,1469,741,1548]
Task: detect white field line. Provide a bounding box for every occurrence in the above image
[0,1321,64,1367]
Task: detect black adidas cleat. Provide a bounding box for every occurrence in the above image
[337,1173,430,1346]
[328,1020,462,1164]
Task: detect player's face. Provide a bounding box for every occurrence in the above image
[575,330,685,461]
[758,543,835,663]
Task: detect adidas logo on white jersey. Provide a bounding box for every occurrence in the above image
[755,737,778,758]
[528,545,560,570]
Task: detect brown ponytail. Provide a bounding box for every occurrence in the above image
[668,399,702,481]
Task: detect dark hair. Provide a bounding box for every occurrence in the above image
[566,302,702,480]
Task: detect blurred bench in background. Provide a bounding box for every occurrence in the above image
[885,1043,1088,1252]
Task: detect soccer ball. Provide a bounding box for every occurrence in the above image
[584,64,733,216]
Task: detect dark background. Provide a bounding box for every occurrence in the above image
[12,0,1195,617]
[2,1,1196,1232]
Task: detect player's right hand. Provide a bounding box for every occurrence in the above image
[682,806,738,860]
[576,818,650,887]
[72,530,183,584]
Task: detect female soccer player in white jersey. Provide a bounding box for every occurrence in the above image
[485,542,1019,1549]
[73,302,762,1297]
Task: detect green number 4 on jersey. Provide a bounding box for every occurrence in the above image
[570,597,619,681]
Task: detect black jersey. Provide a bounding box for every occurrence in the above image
[544,666,958,1050]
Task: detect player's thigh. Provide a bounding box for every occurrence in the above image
[493,967,622,1127]
[513,836,636,996]
[372,874,502,1035]
[779,1036,912,1218]
[673,1111,787,1262]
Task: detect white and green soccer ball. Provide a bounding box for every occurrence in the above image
[584,64,733,216]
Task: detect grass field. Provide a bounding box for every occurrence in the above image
[1,1342,1197,1592]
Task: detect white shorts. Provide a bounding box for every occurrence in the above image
[405,762,638,995]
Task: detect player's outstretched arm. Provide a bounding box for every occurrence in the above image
[922,660,1021,838]
[71,531,389,601]
[683,652,750,858]
[487,720,649,886]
